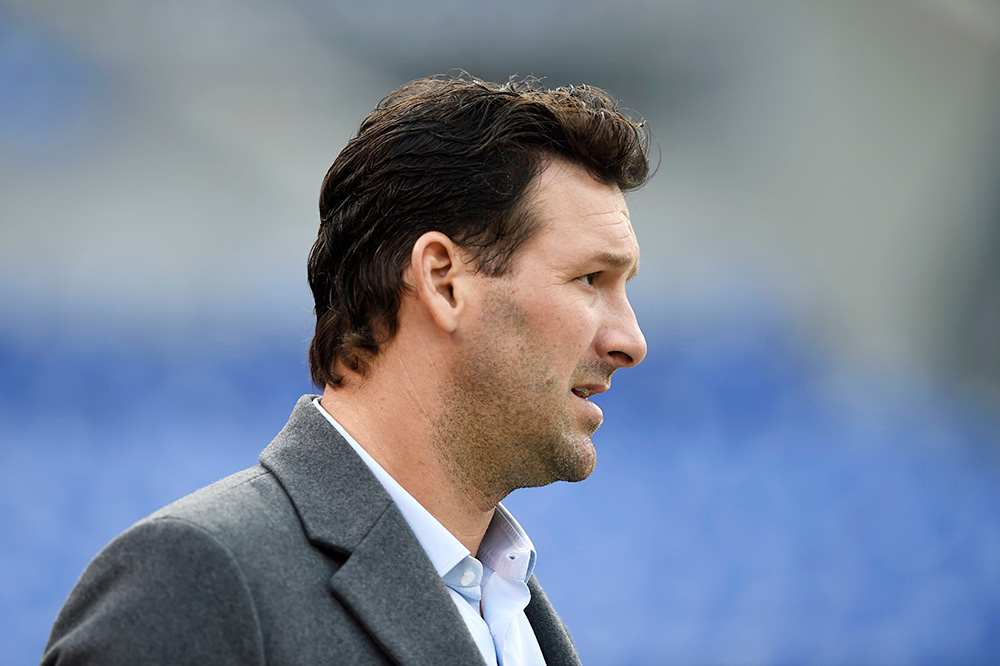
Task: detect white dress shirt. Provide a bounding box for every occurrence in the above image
[313,399,546,666]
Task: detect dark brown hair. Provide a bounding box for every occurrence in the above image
[307,73,652,388]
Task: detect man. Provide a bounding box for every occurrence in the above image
[42,74,651,665]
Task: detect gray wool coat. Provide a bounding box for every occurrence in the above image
[41,395,581,665]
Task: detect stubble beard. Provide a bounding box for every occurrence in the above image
[432,290,600,509]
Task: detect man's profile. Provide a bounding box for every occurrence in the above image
[41,73,651,665]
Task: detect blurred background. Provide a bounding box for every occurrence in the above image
[3,1,1000,664]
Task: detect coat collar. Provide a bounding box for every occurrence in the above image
[259,395,388,553]
[259,395,486,665]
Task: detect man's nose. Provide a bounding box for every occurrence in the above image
[601,296,647,369]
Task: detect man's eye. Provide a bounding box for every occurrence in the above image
[580,272,599,285]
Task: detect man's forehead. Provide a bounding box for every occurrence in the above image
[532,159,625,200]
[528,162,630,223]
[511,157,635,258]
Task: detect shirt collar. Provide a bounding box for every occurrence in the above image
[479,503,537,583]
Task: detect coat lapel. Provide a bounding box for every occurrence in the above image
[260,395,485,666]
[328,505,486,665]
[526,576,583,666]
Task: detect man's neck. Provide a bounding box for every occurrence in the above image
[320,381,496,556]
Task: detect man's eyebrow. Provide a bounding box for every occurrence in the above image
[596,251,640,280]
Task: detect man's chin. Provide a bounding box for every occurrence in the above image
[555,436,597,483]
[560,464,596,484]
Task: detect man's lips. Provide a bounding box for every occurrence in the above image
[571,384,609,399]
[572,382,607,425]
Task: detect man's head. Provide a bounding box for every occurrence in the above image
[308,73,651,388]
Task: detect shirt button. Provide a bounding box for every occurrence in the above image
[460,571,475,586]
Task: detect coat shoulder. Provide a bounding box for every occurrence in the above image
[42,498,270,665]
[148,465,295,543]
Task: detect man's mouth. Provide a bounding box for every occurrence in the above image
[571,383,608,426]
[572,383,609,399]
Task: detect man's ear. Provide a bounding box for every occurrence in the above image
[408,231,472,334]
